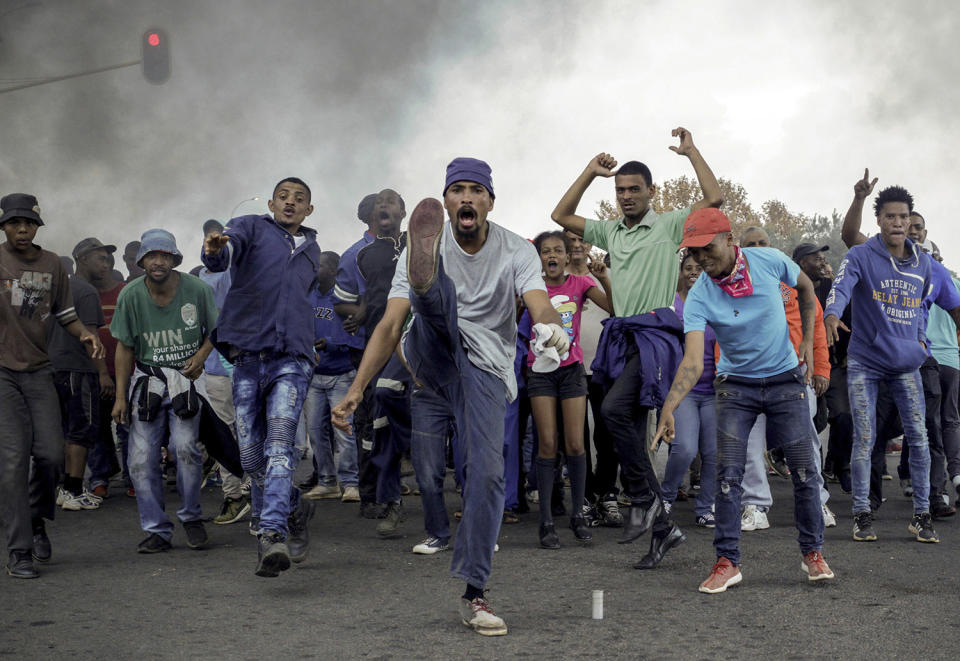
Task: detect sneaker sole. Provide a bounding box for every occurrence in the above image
[305,491,342,501]
[213,503,252,525]
[461,620,508,636]
[5,566,39,579]
[699,571,742,594]
[406,198,445,293]
[412,546,448,555]
[908,524,940,543]
[801,562,835,581]
[255,544,291,577]
[137,543,172,554]
[852,531,877,542]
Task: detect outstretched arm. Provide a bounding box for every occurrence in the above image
[841,168,876,248]
[652,331,705,448]
[551,153,618,236]
[670,127,723,211]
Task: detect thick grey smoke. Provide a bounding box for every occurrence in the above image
[2,1,958,270]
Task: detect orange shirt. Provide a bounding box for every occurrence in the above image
[780,282,830,379]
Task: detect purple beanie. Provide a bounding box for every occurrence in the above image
[444,157,494,198]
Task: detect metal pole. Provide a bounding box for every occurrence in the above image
[0,60,140,94]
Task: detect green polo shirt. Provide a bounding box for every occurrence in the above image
[584,206,692,316]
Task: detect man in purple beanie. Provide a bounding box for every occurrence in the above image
[333,158,569,636]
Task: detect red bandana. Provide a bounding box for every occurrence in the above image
[711,246,753,297]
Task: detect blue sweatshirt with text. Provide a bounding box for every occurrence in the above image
[824,235,932,374]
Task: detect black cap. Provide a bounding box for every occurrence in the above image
[791,243,829,262]
[72,237,117,260]
[202,219,223,235]
[0,193,44,226]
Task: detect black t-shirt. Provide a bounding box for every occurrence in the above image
[47,275,104,373]
[356,233,406,338]
[817,277,851,367]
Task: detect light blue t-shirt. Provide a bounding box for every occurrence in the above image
[683,247,800,378]
[928,276,960,370]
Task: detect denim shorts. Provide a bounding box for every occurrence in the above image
[526,362,588,399]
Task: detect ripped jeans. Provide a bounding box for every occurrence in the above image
[713,367,823,565]
[233,351,312,538]
[847,358,929,514]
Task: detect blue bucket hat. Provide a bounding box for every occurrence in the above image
[136,228,183,267]
[444,157,494,199]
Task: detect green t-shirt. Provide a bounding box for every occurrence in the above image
[584,206,692,316]
[110,273,218,369]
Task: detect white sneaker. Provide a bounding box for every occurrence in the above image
[56,487,70,506]
[822,504,837,528]
[61,490,102,511]
[341,486,360,503]
[459,597,507,636]
[412,537,449,555]
[741,504,758,531]
[754,508,770,530]
[305,484,341,500]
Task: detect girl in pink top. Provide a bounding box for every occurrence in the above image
[528,231,612,549]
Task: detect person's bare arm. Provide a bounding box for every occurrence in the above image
[64,319,104,359]
[670,127,723,211]
[585,259,614,315]
[112,343,135,424]
[332,297,410,431]
[523,289,562,327]
[652,331,705,447]
[796,272,816,384]
[550,153,618,236]
[841,168,876,248]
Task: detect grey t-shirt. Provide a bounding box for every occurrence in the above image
[390,220,545,401]
[47,275,104,373]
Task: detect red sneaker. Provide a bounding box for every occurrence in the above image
[91,484,108,499]
[801,550,835,581]
[699,557,742,594]
[126,486,136,498]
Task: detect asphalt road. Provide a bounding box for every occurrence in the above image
[4,453,960,660]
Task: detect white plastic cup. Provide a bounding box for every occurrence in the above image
[591,589,603,620]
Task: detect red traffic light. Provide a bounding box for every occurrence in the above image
[141,28,170,84]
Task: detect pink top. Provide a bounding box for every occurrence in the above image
[528,274,596,368]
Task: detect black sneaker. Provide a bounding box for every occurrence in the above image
[183,520,208,550]
[255,531,291,577]
[931,496,956,519]
[852,510,877,542]
[376,502,404,538]
[581,502,601,528]
[5,551,38,579]
[288,499,315,563]
[909,512,940,543]
[31,520,51,563]
[137,533,172,553]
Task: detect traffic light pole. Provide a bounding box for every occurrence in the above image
[0,60,140,95]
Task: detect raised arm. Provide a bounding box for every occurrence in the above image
[841,168,877,248]
[652,330,705,447]
[586,258,614,315]
[551,153,618,236]
[795,271,817,384]
[670,127,723,211]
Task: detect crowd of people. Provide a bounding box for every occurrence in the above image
[3,128,960,636]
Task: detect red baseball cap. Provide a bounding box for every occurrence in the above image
[679,208,732,250]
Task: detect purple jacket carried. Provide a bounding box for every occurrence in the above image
[589,308,685,409]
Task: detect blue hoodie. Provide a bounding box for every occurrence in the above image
[825,235,932,373]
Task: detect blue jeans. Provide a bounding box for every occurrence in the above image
[742,379,829,508]
[713,367,823,565]
[661,391,716,517]
[233,351,312,538]
[847,357,930,514]
[404,265,506,588]
[304,370,359,487]
[127,389,203,540]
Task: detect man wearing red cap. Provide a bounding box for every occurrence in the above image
[551,128,723,568]
[653,208,833,593]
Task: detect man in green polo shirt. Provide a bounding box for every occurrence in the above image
[551,127,724,566]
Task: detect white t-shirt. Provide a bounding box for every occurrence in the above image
[390,220,545,401]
